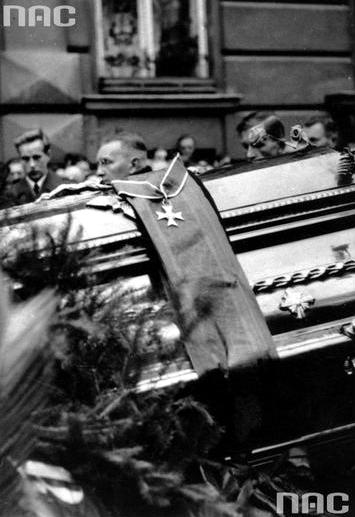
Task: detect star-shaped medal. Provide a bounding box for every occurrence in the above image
[156,203,184,227]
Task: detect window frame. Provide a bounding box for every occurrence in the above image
[93,0,222,93]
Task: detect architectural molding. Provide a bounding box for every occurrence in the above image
[82,93,241,113]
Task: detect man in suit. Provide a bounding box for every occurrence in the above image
[11,129,66,206]
[34,131,152,202]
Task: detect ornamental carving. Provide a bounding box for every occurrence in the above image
[279,289,315,319]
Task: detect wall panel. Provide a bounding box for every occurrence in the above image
[225,56,353,105]
[222,2,350,52]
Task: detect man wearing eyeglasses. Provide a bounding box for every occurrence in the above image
[11,129,67,206]
[237,113,287,162]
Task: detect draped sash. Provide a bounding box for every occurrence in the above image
[113,159,276,376]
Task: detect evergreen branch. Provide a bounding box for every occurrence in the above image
[0,271,56,511]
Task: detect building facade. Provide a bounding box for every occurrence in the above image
[0,0,354,164]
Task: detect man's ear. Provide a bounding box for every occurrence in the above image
[130,157,140,172]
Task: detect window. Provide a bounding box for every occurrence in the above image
[94,0,209,80]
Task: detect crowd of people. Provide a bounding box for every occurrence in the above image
[0,112,340,210]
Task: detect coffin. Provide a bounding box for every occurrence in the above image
[1,147,355,463]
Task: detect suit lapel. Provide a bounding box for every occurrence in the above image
[42,172,60,193]
[13,172,63,203]
[14,179,36,203]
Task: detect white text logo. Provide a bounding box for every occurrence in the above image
[276,492,349,515]
[1,5,76,27]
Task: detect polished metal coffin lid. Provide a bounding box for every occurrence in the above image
[1,147,355,330]
[0,149,350,216]
[1,147,354,291]
[0,148,353,241]
[204,147,346,213]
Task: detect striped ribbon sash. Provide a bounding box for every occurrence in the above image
[112,158,275,376]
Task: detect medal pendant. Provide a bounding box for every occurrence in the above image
[156,200,184,227]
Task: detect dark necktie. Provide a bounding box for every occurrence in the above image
[33,181,40,197]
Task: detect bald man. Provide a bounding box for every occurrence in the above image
[96,131,150,183]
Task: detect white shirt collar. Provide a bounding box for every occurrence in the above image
[26,173,48,191]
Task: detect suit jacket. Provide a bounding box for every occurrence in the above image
[10,172,68,206]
